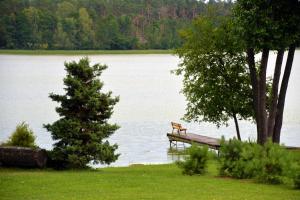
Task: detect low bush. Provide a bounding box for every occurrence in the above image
[219,137,243,177]
[294,171,300,189]
[2,122,36,148]
[219,138,295,184]
[237,142,263,179]
[219,137,261,178]
[176,144,209,175]
[256,140,293,184]
[292,151,300,189]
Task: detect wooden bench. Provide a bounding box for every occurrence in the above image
[171,122,187,135]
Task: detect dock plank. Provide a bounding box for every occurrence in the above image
[167,133,300,151]
[167,133,220,150]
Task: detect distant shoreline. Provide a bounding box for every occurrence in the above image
[0,49,173,55]
[1,49,298,56]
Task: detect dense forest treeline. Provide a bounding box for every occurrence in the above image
[0,0,233,50]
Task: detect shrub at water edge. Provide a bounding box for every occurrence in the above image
[176,144,209,175]
[294,171,300,189]
[219,138,295,184]
[292,153,300,189]
[219,137,248,178]
[257,140,294,184]
[2,122,36,148]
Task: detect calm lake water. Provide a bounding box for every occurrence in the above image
[0,52,299,167]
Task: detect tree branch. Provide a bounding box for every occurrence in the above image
[258,48,269,144]
[267,48,284,138]
[273,44,296,143]
[247,48,261,143]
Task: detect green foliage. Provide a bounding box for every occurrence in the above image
[257,140,294,184]
[291,151,300,189]
[233,0,300,50]
[219,138,295,184]
[3,122,36,148]
[294,172,300,189]
[219,137,254,178]
[44,57,119,169]
[176,144,209,175]
[0,0,234,50]
[232,0,300,144]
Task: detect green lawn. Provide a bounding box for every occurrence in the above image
[0,49,173,55]
[0,162,299,200]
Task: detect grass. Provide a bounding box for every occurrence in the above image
[0,49,173,55]
[1,161,299,200]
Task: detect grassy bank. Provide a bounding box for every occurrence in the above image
[0,49,173,55]
[0,162,299,200]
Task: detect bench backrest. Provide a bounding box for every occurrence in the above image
[171,122,182,129]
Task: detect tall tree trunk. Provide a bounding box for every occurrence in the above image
[273,44,296,143]
[247,48,261,143]
[267,49,284,138]
[233,114,241,141]
[258,48,269,144]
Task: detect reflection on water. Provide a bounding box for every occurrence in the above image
[0,53,299,167]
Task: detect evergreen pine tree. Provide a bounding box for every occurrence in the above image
[44,57,119,169]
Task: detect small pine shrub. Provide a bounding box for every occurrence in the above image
[256,140,293,184]
[292,152,300,189]
[294,172,300,189]
[219,138,294,184]
[233,142,263,179]
[219,137,244,178]
[176,144,209,175]
[4,122,36,148]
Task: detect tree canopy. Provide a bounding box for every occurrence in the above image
[233,0,300,144]
[177,0,300,144]
[175,16,253,140]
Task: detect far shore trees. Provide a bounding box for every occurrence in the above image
[0,0,234,50]
[44,58,119,169]
[175,17,253,141]
[234,0,300,144]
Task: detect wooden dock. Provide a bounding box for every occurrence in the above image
[167,133,220,150]
[167,132,300,151]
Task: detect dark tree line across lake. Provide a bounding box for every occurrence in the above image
[0,0,233,50]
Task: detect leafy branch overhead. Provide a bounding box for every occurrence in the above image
[175,16,253,140]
